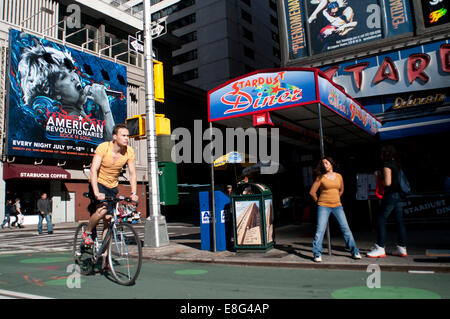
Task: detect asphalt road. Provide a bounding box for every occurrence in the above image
[0,251,449,301]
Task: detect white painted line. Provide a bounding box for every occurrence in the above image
[408,270,435,274]
[0,289,53,299]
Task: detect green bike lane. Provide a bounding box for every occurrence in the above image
[0,252,449,299]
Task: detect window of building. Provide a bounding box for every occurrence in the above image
[179,31,197,44]
[173,49,198,66]
[241,0,251,7]
[242,26,254,42]
[173,68,199,82]
[270,15,278,27]
[241,9,253,24]
[152,0,196,20]
[269,0,277,12]
[273,47,280,59]
[271,31,279,43]
[244,46,255,59]
[167,13,196,32]
[244,64,255,73]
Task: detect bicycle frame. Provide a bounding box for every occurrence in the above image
[93,202,122,260]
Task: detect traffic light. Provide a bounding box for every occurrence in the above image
[153,60,164,103]
[125,114,146,138]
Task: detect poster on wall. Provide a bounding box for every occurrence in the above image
[306,0,384,54]
[6,29,127,161]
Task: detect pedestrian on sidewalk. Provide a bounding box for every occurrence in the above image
[10,198,24,228]
[309,157,361,262]
[37,193,53,235]
[1,199,13,229]
[367,145,407,258]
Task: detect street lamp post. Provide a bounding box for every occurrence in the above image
[142,0,170,248]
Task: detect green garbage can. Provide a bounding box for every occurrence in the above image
[230,183,274,251]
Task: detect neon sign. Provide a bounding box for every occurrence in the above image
[430,8,447,23]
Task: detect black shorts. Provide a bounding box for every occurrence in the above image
[88,183,118,215]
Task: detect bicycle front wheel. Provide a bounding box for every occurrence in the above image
[108,223,142,285]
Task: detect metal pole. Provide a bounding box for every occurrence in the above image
[143,0,169,248]
[209,122,217,252]
[317,103,331,256]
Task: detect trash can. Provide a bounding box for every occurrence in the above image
[231,183,274,251]
[199,191,232,251]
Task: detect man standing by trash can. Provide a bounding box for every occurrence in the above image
[37,193,53,235]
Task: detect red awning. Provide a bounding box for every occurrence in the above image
[3,164,71,180]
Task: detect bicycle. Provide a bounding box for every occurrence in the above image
[73,193,143,286]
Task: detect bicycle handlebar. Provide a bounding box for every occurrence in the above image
[83,192,139,205]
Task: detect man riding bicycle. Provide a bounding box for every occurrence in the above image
[83,123,139,245]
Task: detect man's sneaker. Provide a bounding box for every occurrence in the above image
[367,244,386,258]
[313,255,322,262]
[82,231,94,246]
[352,252,362,259]
[391,245,407,257]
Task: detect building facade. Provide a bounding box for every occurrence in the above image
[277,0,450,223]
[0,0,207,224]
[99,0,282,91]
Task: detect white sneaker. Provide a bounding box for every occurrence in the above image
[391,245,407,257]
[367,244,386,258]
[314,255,322,262]
[352,252,362,259]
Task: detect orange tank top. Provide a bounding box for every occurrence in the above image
[317,173,343,208]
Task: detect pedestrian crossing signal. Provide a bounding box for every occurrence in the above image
[126,115,146,138]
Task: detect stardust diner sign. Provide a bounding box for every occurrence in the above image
[208,69,380,135]
[208,70,317,121]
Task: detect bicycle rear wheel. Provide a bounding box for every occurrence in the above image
[73,222,95,275]
[108,223,142,285]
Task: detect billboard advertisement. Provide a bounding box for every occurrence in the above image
[280,0,413,60]
[307,0,383,54]
[6,29,127,161]
[282,0,309,60]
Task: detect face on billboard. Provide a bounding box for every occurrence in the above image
[7,29,127,161]
[306,0,383,54]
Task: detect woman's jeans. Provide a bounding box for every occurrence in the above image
[38,214,53,234]
[312,205,359,257]
[376,192,406,248]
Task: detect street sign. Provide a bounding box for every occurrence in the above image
[134,19,166,43]
[128,35,144,54]
[151,19,166,39]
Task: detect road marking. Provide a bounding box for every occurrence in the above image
[0,289,53,299]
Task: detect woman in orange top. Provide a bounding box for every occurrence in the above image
[309,157,361,262]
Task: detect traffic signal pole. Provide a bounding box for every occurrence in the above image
[143,0,169,248]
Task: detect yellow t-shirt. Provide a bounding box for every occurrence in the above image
[94,141,135,188]
[317,173,343,208]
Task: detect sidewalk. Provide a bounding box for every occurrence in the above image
[141,222,450,273]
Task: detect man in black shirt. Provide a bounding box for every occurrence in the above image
[37,193,53,235]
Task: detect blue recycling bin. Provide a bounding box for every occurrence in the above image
[199,191,231,251]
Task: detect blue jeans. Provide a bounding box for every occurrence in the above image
[312,205,359,257]
[376,192,406,248]
[38,214,53,234]
[1,214,10,228]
